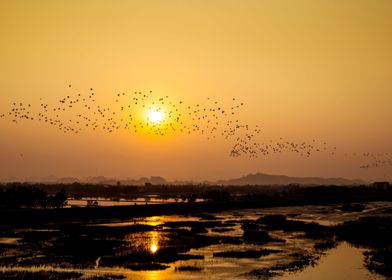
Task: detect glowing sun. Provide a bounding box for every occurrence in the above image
[147,109,165,124]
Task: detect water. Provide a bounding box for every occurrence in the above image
[1,201,391,279]
[67,197,205,207]
[279,243,383,280]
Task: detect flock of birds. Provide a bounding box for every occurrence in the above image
[351,153,392,169]
[2,87,248,137]
[0,86,391,170]
[230,137,337,159]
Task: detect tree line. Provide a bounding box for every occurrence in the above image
[0,186,67,208]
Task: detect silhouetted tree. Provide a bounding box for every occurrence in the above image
[187,194,198,203]
[0,186,66,209]
[203,190,231,202]
[53,188,68,207]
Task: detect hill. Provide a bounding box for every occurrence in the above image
[216,172,367,186]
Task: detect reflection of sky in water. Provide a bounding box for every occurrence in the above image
[10,242,379,280]
[97,215,200,228]
[120,202,390,279]
[278,242,383,280]
[67,198,205,208]
[0,238,21,245]
[1,202,391,279]
[145,216,165,227]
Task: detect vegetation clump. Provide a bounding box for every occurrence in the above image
[213,249,281,258]
[246,251,320,277]
[0,186,67,208]
[336,216,392,277]
[0,271,83,280]
[364,248,392,277]
[241,222,284,243]
[340,203,365,212]
[256,214,333,239]
[175,265,203,272]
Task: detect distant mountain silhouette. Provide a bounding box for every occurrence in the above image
[86,176,167,185]
[54,177,80,184]
[1,173,368,186]
[87,176,108,184]
[216,172,368,186]
[122,176,167,185]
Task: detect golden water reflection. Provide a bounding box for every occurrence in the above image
[2,203,391,280]
[125,229,163,254]
[143,270,171,280]
[149,231,159,254]
[144,216,164,226]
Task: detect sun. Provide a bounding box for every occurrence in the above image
[147,109,165,124]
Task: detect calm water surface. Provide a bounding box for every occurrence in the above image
[1,202,390,279]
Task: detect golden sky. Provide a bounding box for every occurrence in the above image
[0,0,391,182]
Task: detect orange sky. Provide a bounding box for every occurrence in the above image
[0,0,391,182]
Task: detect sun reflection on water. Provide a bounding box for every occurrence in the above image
[125,229,163,255]
[150,243,158,254]
[149,231,160,254]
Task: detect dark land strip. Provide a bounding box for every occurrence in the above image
[2,194,391,226]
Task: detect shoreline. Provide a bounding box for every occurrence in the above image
[2,195,391,225]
